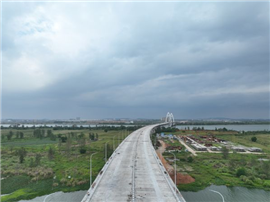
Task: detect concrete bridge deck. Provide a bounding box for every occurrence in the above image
[82,124,186,202]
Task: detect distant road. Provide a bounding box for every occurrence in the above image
[81,124,186,202]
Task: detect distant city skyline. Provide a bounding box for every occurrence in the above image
[1,2,269,119]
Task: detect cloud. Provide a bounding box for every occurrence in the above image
[2,2,269,119]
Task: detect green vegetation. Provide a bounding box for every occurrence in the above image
[251,136,257,142]
[1,126,135,202]
[158,129,270,192]
[2,125,270,201]
[175,152,270,192]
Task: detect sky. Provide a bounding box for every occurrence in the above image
[1,2,269,120]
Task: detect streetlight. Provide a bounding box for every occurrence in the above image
[169,151,177,195]
[52,175,56,190]
[104,141,109,162]
[113,135,118,151]
[118,132,120,146]
[90,152,98,187]
[125,129,128,138]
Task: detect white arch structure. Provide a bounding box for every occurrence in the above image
[165,112,175,127]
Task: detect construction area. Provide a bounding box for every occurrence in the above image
[156,132,263,155]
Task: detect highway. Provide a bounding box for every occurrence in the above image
[81,124,186,202]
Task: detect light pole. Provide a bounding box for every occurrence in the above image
[90,152,97,187]
[113,135,117,151]
[169,151,177,195]
[105,141,109,162]
[118,132,120,146]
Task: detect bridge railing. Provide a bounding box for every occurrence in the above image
[149,124,186,202]
[81,132,131,202]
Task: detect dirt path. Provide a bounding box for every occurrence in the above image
[156,140,195,185]
[177,138,197,156]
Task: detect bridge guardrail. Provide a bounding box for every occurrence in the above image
[149,124,186,202]
[81,133,131,202]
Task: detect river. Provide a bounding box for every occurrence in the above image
[181,185,270,202]
[176,124,270,131]
[18,185,270,202]
[1,124,269,131]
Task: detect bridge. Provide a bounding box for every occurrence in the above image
[81,113,186,202]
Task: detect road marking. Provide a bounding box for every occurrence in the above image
[43,193,55,202]
[209,189,225,202]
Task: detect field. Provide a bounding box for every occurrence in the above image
[158,129,270,192]
[1,126,270,201]
[1,127,133,202]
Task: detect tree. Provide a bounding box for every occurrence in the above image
[16,131,20,139]
[60,136,67,143]
[29,158,35,167]
[19,132,24,139]
[187,156,193,163]
[35,154,42,166]
[236,168,246,177]
[96,133,99,140]
[79,148,86,154]
[7,131,13,140]
[251,136,257,142]
[17,147,27,163]
[33,129,39,138]
[47,130,52,138]
[48,147,54,160]
[221,146,229,159]
[78,133,84,139]
[89,133,95,141]
[41,129,45,139]
[79,137,86,148]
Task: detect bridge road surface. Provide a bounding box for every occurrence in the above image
[81,124,186,202]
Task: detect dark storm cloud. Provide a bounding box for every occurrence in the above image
[2,2,269,119]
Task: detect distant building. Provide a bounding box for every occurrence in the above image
[191,143,207,151]
[210,146,219,151]
[248,147,262,152]
[232,146,246,152]
[159,133,173,139]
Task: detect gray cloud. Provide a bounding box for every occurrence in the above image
[2,2,269,119]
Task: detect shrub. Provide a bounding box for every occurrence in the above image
[53,183,59,187]
[263,181,270,188]
[60,178,67,184]
[251,137,257,142]
[187,156,193,163]
[236,168,246,177]
[80,148,86,154]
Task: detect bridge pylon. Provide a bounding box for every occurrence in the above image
[165,112,175,127]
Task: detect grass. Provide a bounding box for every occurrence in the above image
[2,127,270,201]
[159,130,270,192]
[218,133,270,153]
[1,128,130,202]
